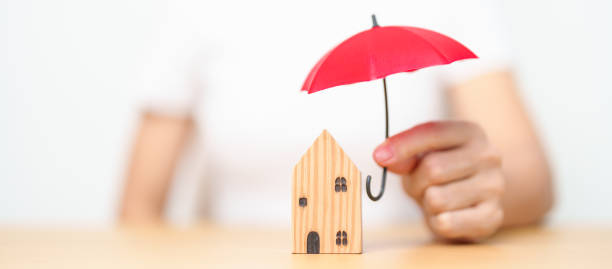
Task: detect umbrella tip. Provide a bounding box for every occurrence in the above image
[371,14,379,28]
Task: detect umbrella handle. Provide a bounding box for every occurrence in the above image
[365,167,387,201]
[366,75,390,202]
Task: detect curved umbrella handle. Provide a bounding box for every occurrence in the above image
[366,167,387,201]
[366,73,390,202]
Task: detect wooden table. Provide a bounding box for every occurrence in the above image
[1,222,610,268]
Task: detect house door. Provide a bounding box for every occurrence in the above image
[306,231,320,254]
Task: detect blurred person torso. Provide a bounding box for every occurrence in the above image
[139,0,510,226]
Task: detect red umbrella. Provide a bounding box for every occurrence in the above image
[302,15,477,201]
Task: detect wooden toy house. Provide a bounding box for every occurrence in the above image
[292,130,362,254]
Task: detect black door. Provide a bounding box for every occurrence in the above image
[306,231,320,254]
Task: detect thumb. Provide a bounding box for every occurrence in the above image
[373,140,418,174]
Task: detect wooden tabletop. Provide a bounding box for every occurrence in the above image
[1,222,610,268]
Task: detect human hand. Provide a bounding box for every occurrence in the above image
[373,121,505,242]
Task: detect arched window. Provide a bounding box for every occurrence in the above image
[334,177,348,192]
[336,230,348,246]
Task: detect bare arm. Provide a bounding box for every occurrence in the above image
[447,70,554,227]
[119,113,193,224]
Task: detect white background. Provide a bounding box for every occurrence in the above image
[1,0,611,225]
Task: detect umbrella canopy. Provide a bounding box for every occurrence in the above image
[301,15,477,202]
[302,20,477,93]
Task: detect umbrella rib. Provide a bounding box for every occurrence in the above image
[401,27,451,63]
[367,33,378,80]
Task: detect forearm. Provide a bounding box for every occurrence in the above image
[498,142,553,227]
[119,113,193,223]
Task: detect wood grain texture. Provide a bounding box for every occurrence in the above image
[292,130,362,254]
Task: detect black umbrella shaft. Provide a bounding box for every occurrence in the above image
[383,77,389,139]
[366,15,389,202]
[365,77,390,202]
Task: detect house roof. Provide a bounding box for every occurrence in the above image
[293,130,359,171]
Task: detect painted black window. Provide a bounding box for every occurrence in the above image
[334,177,341,192]
[336,230,348,246]
[334,177,348,192]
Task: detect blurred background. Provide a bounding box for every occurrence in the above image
[1,0,611,226]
